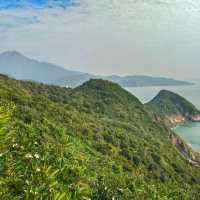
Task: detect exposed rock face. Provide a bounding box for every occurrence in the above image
[172,135,200,167]
[163,115,200,167]
[167,115,187,127]
[165,114,200,128]
[191,114,200,121]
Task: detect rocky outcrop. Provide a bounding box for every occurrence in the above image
[167,115,187,127]
[165,114,200,166]
[165,114,200,128]
[172,135,200,167]
[191,114,200,121]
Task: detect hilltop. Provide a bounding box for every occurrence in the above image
[146,90,200,127]
[0,75,200,199]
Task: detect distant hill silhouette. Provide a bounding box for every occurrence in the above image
[0,51,82,84]
[0,51,193,87]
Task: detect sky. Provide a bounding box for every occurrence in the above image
[0,0,200,79]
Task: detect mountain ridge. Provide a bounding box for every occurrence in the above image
[0,50,193,87]
[0,51,82,84]
[60,73,193,88]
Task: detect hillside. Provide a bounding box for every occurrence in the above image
[1,75,200,199]
[146,90,200,127]
[0,51,193,87]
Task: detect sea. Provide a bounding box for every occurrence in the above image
[126,80,200,152]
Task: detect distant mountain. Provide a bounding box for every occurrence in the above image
[146,90,200,127]
[0,51,82,84]
[0,51,193,87]
[106,75,193,87]
[59,74,193,87]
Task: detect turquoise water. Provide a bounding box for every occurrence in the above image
[174,122,200,152]
[126,81,200,152]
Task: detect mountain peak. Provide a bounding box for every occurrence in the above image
[0,50,24,57]
[153,90,194,104]
[77,78,142,106]
[158,89,175,95]
[77,79,130,96]
[79,78,121,90]
[0,50,82,84]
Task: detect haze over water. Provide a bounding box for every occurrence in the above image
[127,81,200,152]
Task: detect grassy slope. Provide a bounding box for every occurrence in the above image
[0,76,200,199]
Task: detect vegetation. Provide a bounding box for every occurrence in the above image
[146,90,200,123]
[0,75,200,199]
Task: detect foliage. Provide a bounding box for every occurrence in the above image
[146,89,200,119]
[0,75,200,199]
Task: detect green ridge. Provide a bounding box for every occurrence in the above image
[146,90,200,123]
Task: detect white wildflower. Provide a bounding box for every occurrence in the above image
[34,153,40,159]
[12,143,18,148]
[118,188,123,192]
[25,153,33,159]
[0,153,3,157]
[34,141,38,145]
[36,168,41,172]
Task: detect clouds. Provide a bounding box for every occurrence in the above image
[0,0,75,9]
[0,15,38,32]
[0,0,200,79]
[0,0,79,31]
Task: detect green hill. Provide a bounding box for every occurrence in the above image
[146,90,200,127]
[1,75,200,199]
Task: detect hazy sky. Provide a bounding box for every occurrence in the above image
[0,0,200,79]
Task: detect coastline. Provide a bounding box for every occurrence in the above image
[174,121,200,150]
[172,119,200,167]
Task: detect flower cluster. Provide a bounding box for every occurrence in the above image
[25,153,40,160]
[34,153,40,159]
[25,153,33,159]
[12,143,18,148]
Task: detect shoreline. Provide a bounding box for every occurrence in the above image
[174,121,200,149]
[172,120,200,167]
